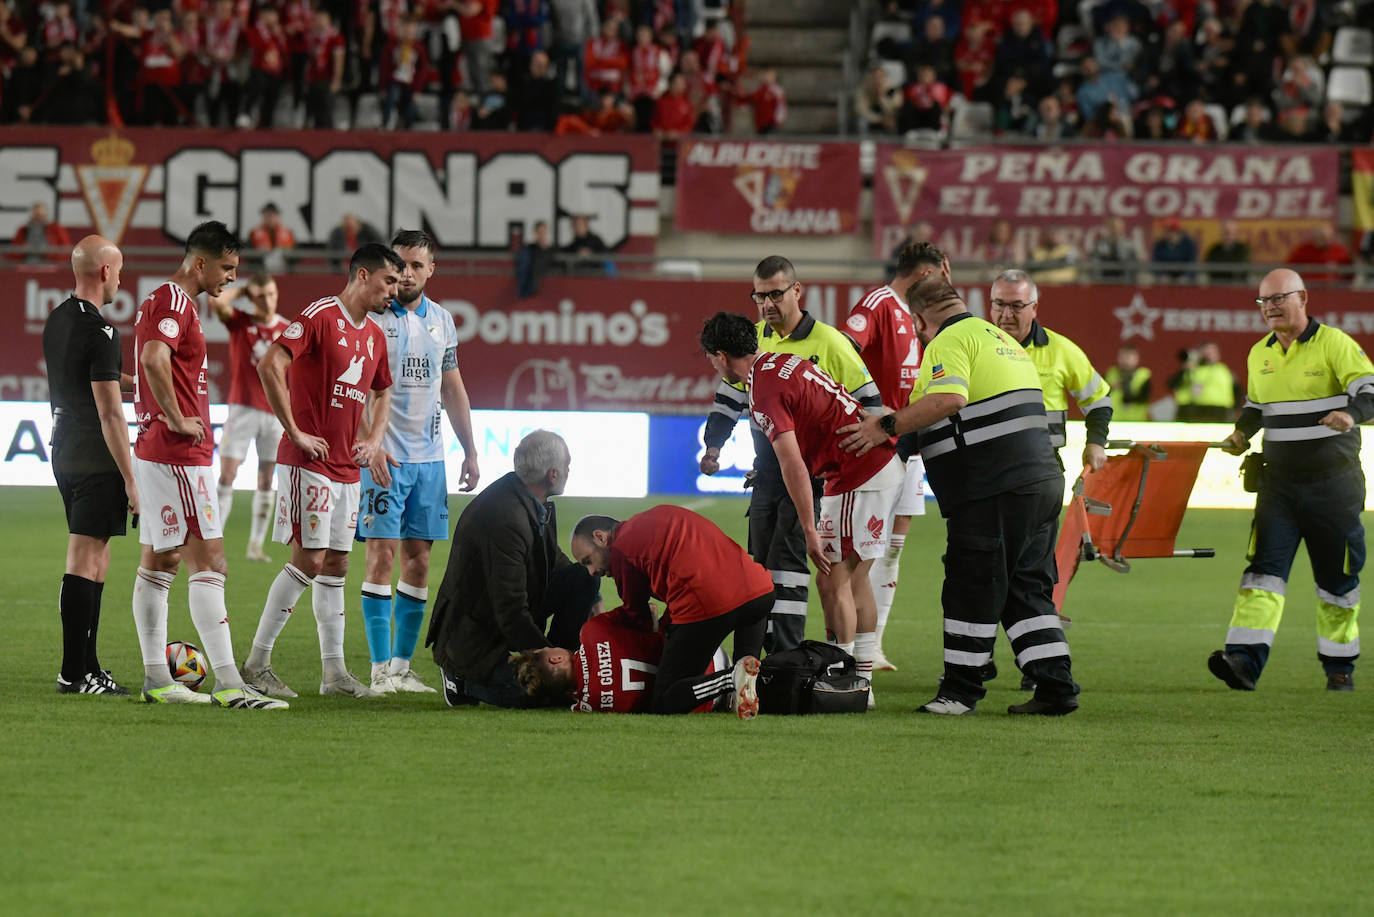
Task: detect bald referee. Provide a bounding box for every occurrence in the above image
[43,235,140,695]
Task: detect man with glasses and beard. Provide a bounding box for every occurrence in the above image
[699,255,882,654]
[1209,269,1374,694]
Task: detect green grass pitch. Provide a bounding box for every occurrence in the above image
[2,486,1372,915]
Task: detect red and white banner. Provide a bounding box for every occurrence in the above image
[0,127,660,253]
[673,139,861,235]
[11,269,1374,414]
[873,144,1339,263]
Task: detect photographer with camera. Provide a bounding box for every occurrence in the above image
[1168,341,1237,422]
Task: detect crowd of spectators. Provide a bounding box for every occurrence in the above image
[889,215,1359,286]
[0,0,785,136]
[859,0,1374,144]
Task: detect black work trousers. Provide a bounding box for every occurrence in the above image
[652,593,772,714]
[939,478,1079,705]
[746,471,820,655]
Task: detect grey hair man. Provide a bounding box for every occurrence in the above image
[425,429,602,708]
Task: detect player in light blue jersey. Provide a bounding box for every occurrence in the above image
[358,229,479,693]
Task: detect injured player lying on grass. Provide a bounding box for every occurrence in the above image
[512,605,758,717]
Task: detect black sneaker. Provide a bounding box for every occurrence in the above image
[91,670,131,695]
[1008,695,1079,716]
[1207,650,1256,691]
[1326,672,1354,692]
[440,667,478,707]
[56,672,130,695]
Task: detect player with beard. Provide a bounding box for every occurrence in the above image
[130,221,285,709]
[357,230,479,694]
[209,272,289,562]
[240,244,400,700]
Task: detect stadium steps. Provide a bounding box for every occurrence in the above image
[744,0,849,135]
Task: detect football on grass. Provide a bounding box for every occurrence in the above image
[166,641,207,691]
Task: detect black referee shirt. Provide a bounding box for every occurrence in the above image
[43,296,123,474]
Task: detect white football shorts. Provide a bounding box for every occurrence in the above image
[892,454,928,517]
[819,456,904,562]
[134,457,224,552]
[219,404,284,463]
[274,464,360,552]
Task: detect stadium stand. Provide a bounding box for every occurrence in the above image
[0,0,761,134]
[854,0,1374,145]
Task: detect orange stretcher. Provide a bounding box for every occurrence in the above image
[1053,441,1218,614]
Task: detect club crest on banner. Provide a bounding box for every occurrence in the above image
[75,133,148,244]
[881,150,929,227]
[733,166,801,214]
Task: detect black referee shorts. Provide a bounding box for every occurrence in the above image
[55,470,128,538]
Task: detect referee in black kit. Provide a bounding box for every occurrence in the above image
[43,235,140,695]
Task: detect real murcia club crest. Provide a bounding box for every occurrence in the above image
[366,336,374,359]
[75,133,148,244]
[882,150,929,226]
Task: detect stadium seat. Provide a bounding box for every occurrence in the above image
[950,100,994,139]
[657,258,703,279]
[1056,24,1090,60]
[354,95,383,130]
[903,128,945,148]
[1077,0,1104,31]
[1333,27,1374,66]
[718,18,736,51]
[869,20,912,60]
[1327,66,1373,107]
[879,59,906,89]
[1204,103,1228,140]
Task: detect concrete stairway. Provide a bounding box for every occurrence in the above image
[743,0,851,134]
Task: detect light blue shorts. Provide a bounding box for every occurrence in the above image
[356,461,450,541]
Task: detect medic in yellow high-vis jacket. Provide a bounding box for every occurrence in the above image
[987,270,1113,474]
[1210,269,1374,693]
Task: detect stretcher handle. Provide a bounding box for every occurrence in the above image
[1104,440,1232,450]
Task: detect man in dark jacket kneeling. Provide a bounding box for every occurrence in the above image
[426,429,600,707]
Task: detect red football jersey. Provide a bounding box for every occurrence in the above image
[748,352,897,496]
[223,310,289,412]
[844,285,922,410]
[749,82,787,132]
[607,505,774,626]
[585,35,628,93]
[274,297,392,483]
[629,43,664,98]
[570,607,665,713]
[569,607,724,713]
[134,282,213,466]
[305,26,343,83]
[246,21,287,76]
